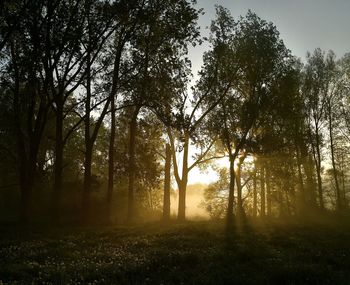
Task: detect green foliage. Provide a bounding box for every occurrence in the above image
[201,168,229,219]
[199,7,294,157]
[1,0,350,224]
[114,110,165,212]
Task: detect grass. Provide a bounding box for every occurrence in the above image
[0,220,350,284]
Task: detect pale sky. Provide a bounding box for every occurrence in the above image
[188,0,350,185]
[189,0,350,75]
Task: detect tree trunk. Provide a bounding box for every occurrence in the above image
[12,42,34,223]
[341,168,347,209]
[253,168,257,217]
[236,158,245,220]
[16,103,34,224]
[303,155,317,206]
[178,182,187,221]
[107,92,116,221]
[127,107,139,222]
[19,160,34,223]
[177,132,189,221]
[106,34,124,221]
[285,181,292,216]
[328,103,341,211]
[82,47,92,222]
[296,146,306,213]
[314,129,324,209]
[227,155,235,224]
[260,164,266,217]
[82,142,92,221]
[266,165,271,216]
[19,185,31,223]
[52,98,64,224]
[278,182,284,217]
[163,143,171,221]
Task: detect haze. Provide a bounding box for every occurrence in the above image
[1,1,350,283]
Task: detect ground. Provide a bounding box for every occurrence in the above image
[1,220,350,284]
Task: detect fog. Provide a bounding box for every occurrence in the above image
[171,184,210,220]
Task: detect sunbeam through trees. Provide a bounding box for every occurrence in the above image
[1,0,350,284]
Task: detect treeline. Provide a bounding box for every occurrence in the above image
[0,1,349,224]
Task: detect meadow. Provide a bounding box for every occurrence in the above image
[1,220,350,284]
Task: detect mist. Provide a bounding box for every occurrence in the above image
[1,0,350,283]
[171,184,210,220]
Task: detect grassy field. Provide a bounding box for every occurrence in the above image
[0,220,350,284]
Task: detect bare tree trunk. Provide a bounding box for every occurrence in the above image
[266,165,271,216]
[107,93,116,221]
[178,132,189,221]
[253,168,257,217]
[127,107,140,222]
[162,143,171,221]
[303,155,317,206]
[328,102,341,211]
[296,146,306,213]
[341,167,347,209]
[314,129,324,209]
[227,155,235,224]
[178,182,187,221]
[236,156,245,220]
[12,42,33,223]
[277,181,284,217]
[83,48,92,222]
[236,166,242,216]
[19,161,34,223]
[260,163,266,217]
[106,34,124,221]
[82,142,92,221]
[52,97,64,224]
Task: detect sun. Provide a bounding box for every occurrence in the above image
[187,152,257,185]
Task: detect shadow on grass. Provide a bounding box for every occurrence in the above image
[0,220,350,284]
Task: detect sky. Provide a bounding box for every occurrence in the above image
[189,0,350,75]
[188,0,350,185]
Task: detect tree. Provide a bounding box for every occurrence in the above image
[323,52,350,211]
[122,0,200,222]
[202,168,229,219]
[200,7,291,223]
[0,0,55,222]
[303,49,337,209]
[162,143,172,220]
[112,110,165,221]
[81,0,140,222]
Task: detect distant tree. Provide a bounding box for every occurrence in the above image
[338,53,350,209]
[303,49,337,209]
[200,7,292,223]
[202,168,229,219]
[326,52,350,210]
[325,53,343,210]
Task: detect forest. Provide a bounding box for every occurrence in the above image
[1,0,350,284]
